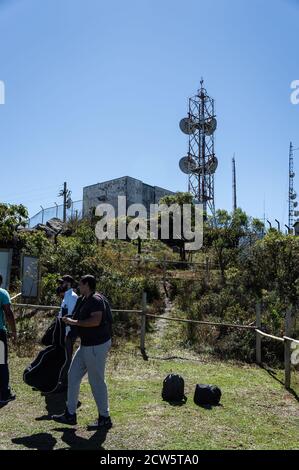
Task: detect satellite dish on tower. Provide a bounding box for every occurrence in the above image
[294,201,298,208]
[66,197,72,209]
[206,155,218,174]
[179,155,197,174]
[204,118,217,136]
[290,192,297,200]
[179,117,196,135]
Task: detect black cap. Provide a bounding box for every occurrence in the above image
[58,275,75,285]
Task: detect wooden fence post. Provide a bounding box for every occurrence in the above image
[205,257,210,283]
[284,307,293,389]
[140,291,147,353]
[256,302,262,365]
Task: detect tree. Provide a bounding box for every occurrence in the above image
[0,203,28,244]
[242,231,299,308]
[158,192,196,260]
[204,209,250,284]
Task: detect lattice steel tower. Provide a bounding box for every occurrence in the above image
[179,79,218,218]
[288,142,297,230]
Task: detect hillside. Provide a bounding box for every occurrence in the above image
[1,314,298,451]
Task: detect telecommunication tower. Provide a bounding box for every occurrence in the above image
[178,79,218,217]
[288,142,297,231]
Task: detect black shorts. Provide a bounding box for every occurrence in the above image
[0,329,8,365]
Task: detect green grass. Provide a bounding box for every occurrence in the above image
[0,342,298,450]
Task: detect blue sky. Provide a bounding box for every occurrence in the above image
[0,0,298,227]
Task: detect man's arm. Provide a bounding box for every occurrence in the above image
[3,304,17,341]
[63,311,102,328]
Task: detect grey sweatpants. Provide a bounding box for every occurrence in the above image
[67,339,111,417]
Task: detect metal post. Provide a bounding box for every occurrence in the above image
[140,291,147,353]
[256,302,262,365]
[284,307,293,389]
[63,182,67,223]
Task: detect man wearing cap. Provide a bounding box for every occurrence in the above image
[58,275,78,321]
[57,275,78,389]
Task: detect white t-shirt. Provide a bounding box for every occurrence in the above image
[58,288,78,336]
[58,288,78,318]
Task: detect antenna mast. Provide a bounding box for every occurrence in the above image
[232,154,237,212]
[178,80,218,219]
[288,142,296,231]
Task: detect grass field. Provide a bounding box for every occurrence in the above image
[0,339,298,450]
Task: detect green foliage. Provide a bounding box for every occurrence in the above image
[0,203,28,243]
[11,204,297,364]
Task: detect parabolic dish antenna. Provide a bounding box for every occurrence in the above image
[179,155,197,174]
[179,117,196,135]
[206,155,218,174]
[204,118,217,136]
[294,201,298,208]
[290,192,297,200]
[197,156,218,174]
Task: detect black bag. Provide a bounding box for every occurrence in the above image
[194,384,222,406]
[95,293,113,328]
[162,374,187,403]
[41,320,56,346]
[23,318,68,394]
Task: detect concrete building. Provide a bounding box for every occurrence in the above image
[83,176,175,217]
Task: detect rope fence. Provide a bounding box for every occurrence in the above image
[11,293,299,391]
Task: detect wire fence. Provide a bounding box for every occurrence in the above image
[28,200,83,227]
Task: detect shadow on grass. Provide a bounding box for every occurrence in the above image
[11,433,57,450]
[261,364,299,403]
[52,427,108,450]
[11,428,108,451]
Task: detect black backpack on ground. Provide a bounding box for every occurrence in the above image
[194,384,222,406]
[162,374,187,404]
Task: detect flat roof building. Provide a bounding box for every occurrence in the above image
[83,176,175,217]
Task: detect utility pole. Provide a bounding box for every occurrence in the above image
[58,182,71,223]
[63,182,67,223]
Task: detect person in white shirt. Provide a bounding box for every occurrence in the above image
[57,275,78,391]
[58,275,78,320]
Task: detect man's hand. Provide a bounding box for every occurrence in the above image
[62,317,78,326]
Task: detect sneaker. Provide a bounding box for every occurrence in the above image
[0,391,16,404]
[52,409,77,425]
[88,415,113,430]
